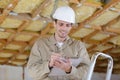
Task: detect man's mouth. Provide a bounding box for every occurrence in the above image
[60,30,67,34]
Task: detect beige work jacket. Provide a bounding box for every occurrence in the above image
[27,35,90,80]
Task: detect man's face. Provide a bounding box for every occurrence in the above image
[54,20,72,38]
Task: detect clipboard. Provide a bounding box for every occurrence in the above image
[48,57,82,76]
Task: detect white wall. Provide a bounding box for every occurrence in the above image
[0,65,120,80]
[0,65,23,80]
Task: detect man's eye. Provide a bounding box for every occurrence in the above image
[66,24,71,27]
[59,23,64,26]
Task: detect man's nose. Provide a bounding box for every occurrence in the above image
[61,25,67,30]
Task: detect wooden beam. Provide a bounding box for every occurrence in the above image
[67,0,105,35]
[6,41,27,53]
[108,53,120,58]
[82,0,120,25]
[85,39,100,45]
[17,20,31,32]
[103,47,114,53]
[82,1,102,8]
[95,67,120,74]
[13,59,27,62]
[94,67,107,73]
[0,0,19,24]
[4,31,39,45]
[69,0,79,4]
[0,57,9,64]
[112,69,120,74]
[83,30,99,41]
[102,16,120,34]
[0,40,6,50]
[23,51,30,56]
[104,16,120,27]
[0,49,18,54]
[21,31,40,37]
[0,8,3,14]
[6,63,19,66]
[31,0,50,18]
[29,36,38,46]
[106,27,120,34]
[6,29,16,42]
[0,57,9,61]
[87,45,97,52]
[41,23,53,36]
[69,23,84,36]
[90,25,102,30]
[100,35,115,44]
[8,13,31,21]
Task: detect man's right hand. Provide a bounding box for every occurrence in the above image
[49,53,61,68]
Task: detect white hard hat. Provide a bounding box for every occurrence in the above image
[52,6,75,23]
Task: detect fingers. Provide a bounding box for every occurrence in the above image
[49,53,72,72]
[54,59,72,72]
[49,53,61,67]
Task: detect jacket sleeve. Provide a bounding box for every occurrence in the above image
[67,42,90,80]
[27,40,50,80]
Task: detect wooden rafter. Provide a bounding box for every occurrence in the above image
[0,49,18,55]
[100,35,115,44]
[102,46,114,53]
[83,0,120,25]
[0,57,9,64]
[87,45,97,52]
[8,14,31,21]
[2,29,16,42]
[106,27,120,34]
[69,23,84,36]
[82,0,102,8]
[20,31,40,37]
[17,20,31,32]
[0,50,19,65]
[5,41,27,53]
[0,40,6,50]
[69,0,79,4]
[31,0,51,18]
[29,36,38,46]
[41,22,53,36]
[108,53,120,58]
[83,30,99,42]
[103,16,120,34]
[0,0,19,24]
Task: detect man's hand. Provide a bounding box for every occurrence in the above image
[54,58,72,73]
[49,53,72,73]
[49,53,61,68]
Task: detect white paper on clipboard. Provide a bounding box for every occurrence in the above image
[70,57,82,67]
[48,57,82,77]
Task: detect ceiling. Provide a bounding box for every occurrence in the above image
[0,0,120,74]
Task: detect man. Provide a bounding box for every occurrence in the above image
[27,6,90,80]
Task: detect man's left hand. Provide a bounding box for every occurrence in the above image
[54,58,72,73]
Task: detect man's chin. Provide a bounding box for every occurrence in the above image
[60,35,67,38]
[59,33,67,38]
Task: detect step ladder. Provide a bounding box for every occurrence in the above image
[85,52,113,80]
